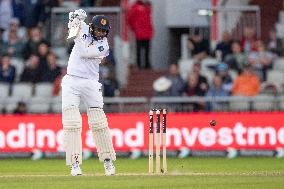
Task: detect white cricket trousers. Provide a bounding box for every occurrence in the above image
[61,74,104,109]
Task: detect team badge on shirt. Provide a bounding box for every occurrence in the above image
[101,19,107,25]
[98,46,104,52]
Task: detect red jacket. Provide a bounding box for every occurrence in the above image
[127,1,154,40]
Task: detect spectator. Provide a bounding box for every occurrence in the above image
[224,41,247,73]
[183,73,207,96]
[41,52,61,82]
[241,26,257,53]
[22,27,48,59]
[190,62,209,94]
[183,73,206,111]
[0,54,16,84]
[0,0,13,30]
[128,0,154,69]
[231,64,260,96]
[248,40,274,81]
[165,64,185,96]
[20,54,41,83]
[38,42,50,71]
[13,101,28,114]
[188,29,210,61]
[206,75,229,111]
[215,31,232,61]
[2,18,26,42]
[1,31,24,58]
[266,28,284,56]
[215,63,233,93]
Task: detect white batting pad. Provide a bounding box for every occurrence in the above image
[87,108,116,162]
[62,106,82,165]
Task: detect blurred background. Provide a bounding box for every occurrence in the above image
[0,0,284,159]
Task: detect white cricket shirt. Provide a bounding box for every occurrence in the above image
[67,22,109,80]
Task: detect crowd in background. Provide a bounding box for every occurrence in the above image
[155,26,283,111]
[0,0,119,99]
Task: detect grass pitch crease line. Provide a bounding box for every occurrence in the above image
[1,171,284,178]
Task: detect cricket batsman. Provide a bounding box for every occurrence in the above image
[61,9,116,176]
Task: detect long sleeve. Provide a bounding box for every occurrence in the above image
[0,66,16,83]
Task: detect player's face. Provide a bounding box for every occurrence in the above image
[93,27,107,39]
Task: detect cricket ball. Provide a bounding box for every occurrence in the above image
[210,120,216,126]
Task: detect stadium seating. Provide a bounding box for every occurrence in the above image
[273,58,284,71]
[229,97,250,111]
[51,47,68,61]
[10,58,25,82]
[252,94,276,111]
[0,96,5,112]
[0,83,10,98]
[178,58,219,82]
[4,97,22,113]
[276,11,284,38]
[201,68,215,82]
[178,59,194,80]
[12,83,33,99]
[34,83,53,97]
[57,59,67,67]
[267,71,284,92]
[201,57,219,70]
[278,95,284,110]
[28,97,51,113]
[50,96,61,113]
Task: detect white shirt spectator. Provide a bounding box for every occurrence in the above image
[3,18,26,42]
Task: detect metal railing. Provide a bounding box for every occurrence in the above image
[1,96,284,114]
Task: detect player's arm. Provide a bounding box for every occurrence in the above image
[81,38,110,59]
[67,9,87,40]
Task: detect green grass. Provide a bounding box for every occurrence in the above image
[0,158,284,189]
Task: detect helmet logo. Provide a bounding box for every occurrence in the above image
[101,19,107,25]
